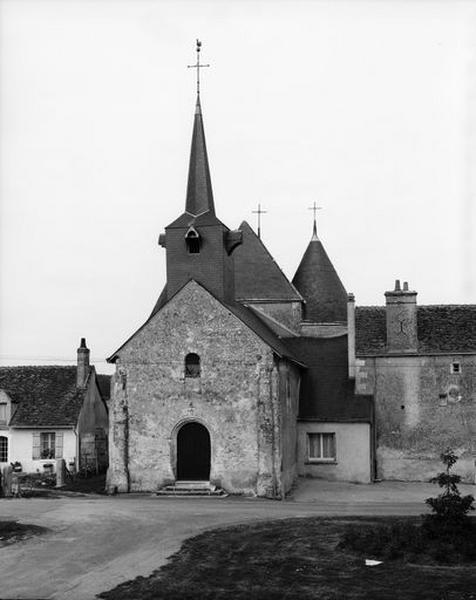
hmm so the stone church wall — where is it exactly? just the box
[356,354,476,482]
[107,281,294,497]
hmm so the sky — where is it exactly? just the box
[1,0,475,374]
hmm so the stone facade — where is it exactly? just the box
[355,353,476,482]
[107,281,299,497]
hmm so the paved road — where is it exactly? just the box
[0,480,474,600]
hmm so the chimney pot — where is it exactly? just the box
[394,279,401,291]
[403,281,409,291]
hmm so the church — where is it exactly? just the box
[106,48,476,497]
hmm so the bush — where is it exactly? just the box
[424,449,475,537]
[339,450,476,564]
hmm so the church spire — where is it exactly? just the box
[185,41,214,216]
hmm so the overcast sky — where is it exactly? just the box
[1,0,475,374]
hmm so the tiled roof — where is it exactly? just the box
[0,366,88,427]
[233,221,303,302]
[286,336,373,422]
[355,305,476,354]
[292,236,347,323]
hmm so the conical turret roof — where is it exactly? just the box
[185,95,215,216]
[292,227,347,323]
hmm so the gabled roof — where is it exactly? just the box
[185,95,215,217]
[0,366,89,427]
[224,300,304,366]
[233,221,303,302]
[355,305,476,355]
[109,279,304,366]
[292,229,347,323]
[150,284,168,319]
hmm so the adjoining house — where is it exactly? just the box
[0,339,110,475]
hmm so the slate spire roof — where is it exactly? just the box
[185,95,215,216]
[292,223,347,323]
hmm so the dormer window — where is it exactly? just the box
[185,353,201,378]
[185,226,200,254]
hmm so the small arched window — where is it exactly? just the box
[185,227,200,254]
[185,353,201,378]
[0,436,8,463]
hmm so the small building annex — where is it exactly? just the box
[0,339,110,475]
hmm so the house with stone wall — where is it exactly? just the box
[0,339,110,475]
[353,284,476,482]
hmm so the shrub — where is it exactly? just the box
[424,449,474,538]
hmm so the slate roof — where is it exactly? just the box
[285,336,373,422]
[292,233,347,323]
[96,374,112,401]
[356,305,476,354]
[233,221,303,302]
[0,366,89,427]
[185,95,215,217]
[224,301,304,366]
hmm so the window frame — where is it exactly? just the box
[307,432,337,463]
[40,432,56,460]
[0,403,7,424]
[0,436,8,463]
[184,353,201,379]
[451,362,461,374]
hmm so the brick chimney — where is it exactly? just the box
[385,280,418,353]
[77,337,90,388]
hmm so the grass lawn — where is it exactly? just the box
[98,517,476,600]
[0,520,48,545]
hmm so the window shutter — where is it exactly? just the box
[32,432,41,459]
[55,432,63,459]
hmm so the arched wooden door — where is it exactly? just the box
[176,422,211,481]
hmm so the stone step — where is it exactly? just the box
[174,480,213,490]
[156,482,228,497]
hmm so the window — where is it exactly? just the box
[0,403,6,424]
[451,362,461,374]
[0,437,7,462]
[40,432,56,459]
[185,353,201,378]
[185,227,200,254]
[308,433,336,462]
[32,432,63,460]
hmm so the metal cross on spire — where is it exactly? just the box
[252,203,267,239]
[187,39,210,96]
[308,201,322,240]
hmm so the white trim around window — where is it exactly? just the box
[307,432,337,463]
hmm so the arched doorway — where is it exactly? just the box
[176,422,211,481]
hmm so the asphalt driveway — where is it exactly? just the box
[0,480,474,600]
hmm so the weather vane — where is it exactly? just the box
[308,202,322,238]
[187,39,210,95]
[252,203,268,239]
